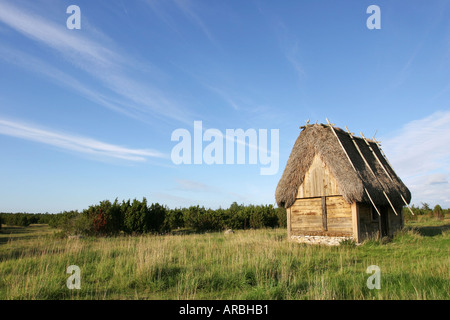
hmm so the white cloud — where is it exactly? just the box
[381,110,450,207]
[173,0,217,46]
[425,173,448,185]
[0,46,141,120]
[0,118,165,162]
[176,179,216,192]
[285,40,305,80]
[0,1,117,68]
[0,1,191,125]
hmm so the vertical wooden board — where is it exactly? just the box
[287,207,291,238]
[388,207,403,235]
[351,202,360,243]
[296,155,340,198]
[322,196,327,231]
[297,184,304,198]
[324,196,352,233]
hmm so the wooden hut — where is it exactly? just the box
[275,121,412,243]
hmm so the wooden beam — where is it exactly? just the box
[378,209,383,240]
[345,126,375,177]
[345,126,398,216]
[360,132,393,182]
[299,119,310,129]
[401,194,415,216]
[322,196,328,231]
[287,207,292,239]
[383,191,398,216]
[351,202,360,243]
[325,118,381,216]
[326,118,357,171]
[372,138,396,174]
[364,188,381,216]
[360,132,414,216]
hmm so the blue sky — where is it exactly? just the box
[0,0,449,213]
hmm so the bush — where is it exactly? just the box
[4,198,301,236]
[224,204,279,230]
[164,208,185,230]
[249,205,278,229]
[146,203,167,233]
[5,213,31,227]
[84,199,123,236]
[123,198,150,234]
[433,205,444,220]
[183,206,225,232]
[49,210,89,235]
[276,207,287,228]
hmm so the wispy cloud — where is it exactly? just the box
[284,40,305,80]
[381,110,450,206]
[203,84,241,111]
[169,178,249,208]
[258,10,306,82]
[0,1,191,125]
[0,46,140,120]
[146,0,218,48]
[173,0,217,46]
[176,179,218,192]
[146,0,183,36]
[0,1,118,68]
[0,118,165,162]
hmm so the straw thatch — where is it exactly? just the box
[275,124,411,209]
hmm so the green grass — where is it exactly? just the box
[0,219,448,300]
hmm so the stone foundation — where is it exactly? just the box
[291,235,353,246]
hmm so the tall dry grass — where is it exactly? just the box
[0,221,448,300]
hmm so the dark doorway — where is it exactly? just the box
[379,206,389,238]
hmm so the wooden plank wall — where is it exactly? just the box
[326,196,353,235]
[290,196,353,237]
[354,203,378,240]
[358,203,403,240]
[388,207,403,234]
[297,155,340,198]
[290,197,323,233]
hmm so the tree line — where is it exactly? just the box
[1,199,287,236]
[0,212,54,228]
[1,200,447,235]
[402,202,449,221]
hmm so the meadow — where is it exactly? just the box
[0,218,448,300]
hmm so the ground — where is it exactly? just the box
[0,218,448,299]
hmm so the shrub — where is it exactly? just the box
[183,206,224,232]
[146,203,167,233]
[49,211,92,236]
[276,207,287,228]
[4,213,31,227]
[224,203,246,230]
[10,198,311,236]
[123,198,150,234]
[83,199,123,236]
[164,208,185,230]
[433,205,444,220]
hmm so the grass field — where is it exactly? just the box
[0,219,449,300]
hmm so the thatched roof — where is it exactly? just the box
[275,124,411,209]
